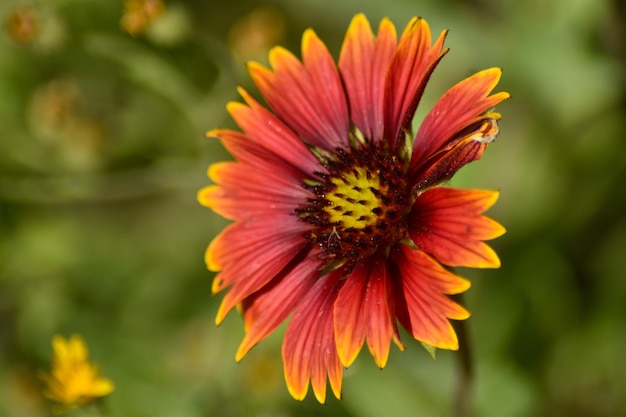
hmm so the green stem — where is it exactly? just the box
[452,293,474,417]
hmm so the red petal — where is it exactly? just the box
[282,272,344,403]
[208,129,306,180]
[383,17,448,149]
[227,88,321,175]
[409,116,501,188]
[248,31,349,151]
[338,14,397,141]
[207,215,309,324]
[301,29,350,145]
[236,250,321,361]
[409,68,509,182]
[409,187,505,268]
[334,257,403,368]
[197,162,311,221]
[391,246,470,350]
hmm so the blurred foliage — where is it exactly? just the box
[1,0,625,416]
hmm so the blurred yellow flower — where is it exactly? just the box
[4,6,40,44]
[41,334,114,414]
[121,0,165,36]
[228,6,285,62]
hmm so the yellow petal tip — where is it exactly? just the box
[205,129,220,138]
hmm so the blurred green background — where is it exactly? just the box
[1,0,625,416]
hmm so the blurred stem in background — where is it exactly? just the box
[452,293,474,417]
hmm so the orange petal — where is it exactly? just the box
[332,263,369,368]
[207,215,309,324]
[207,128,309,181]
[411,68,509,169]
[392,246,470,350]
[248,35,349,151]
[409,116,501,188]
[236,251,321,361]
[333,258,402,368]
[197,162,311,221]
[227,88,321,175]
[410,187,505,268]
[301,29,350,145]
[282,272,344,403]
[338,14,397,141]
[383,17,448,148]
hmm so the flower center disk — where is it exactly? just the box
[297,144,410,266]
[326,166,383,229]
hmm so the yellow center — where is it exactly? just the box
[324,167,385,230]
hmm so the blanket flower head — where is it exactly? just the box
[199,13,508,403]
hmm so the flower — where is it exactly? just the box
[228,6,285,62]
[198,13,508,403]
[121,0,165,36]
[41,334,114,413]
[4,6,40,44]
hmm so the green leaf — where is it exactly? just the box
[421,342,437,359]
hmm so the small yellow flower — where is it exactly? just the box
[121,0,165,36]
[4,6,40,44]
[41,334,114,414]
[228,7,285,62]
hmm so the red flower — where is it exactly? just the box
[199,13,508,403]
